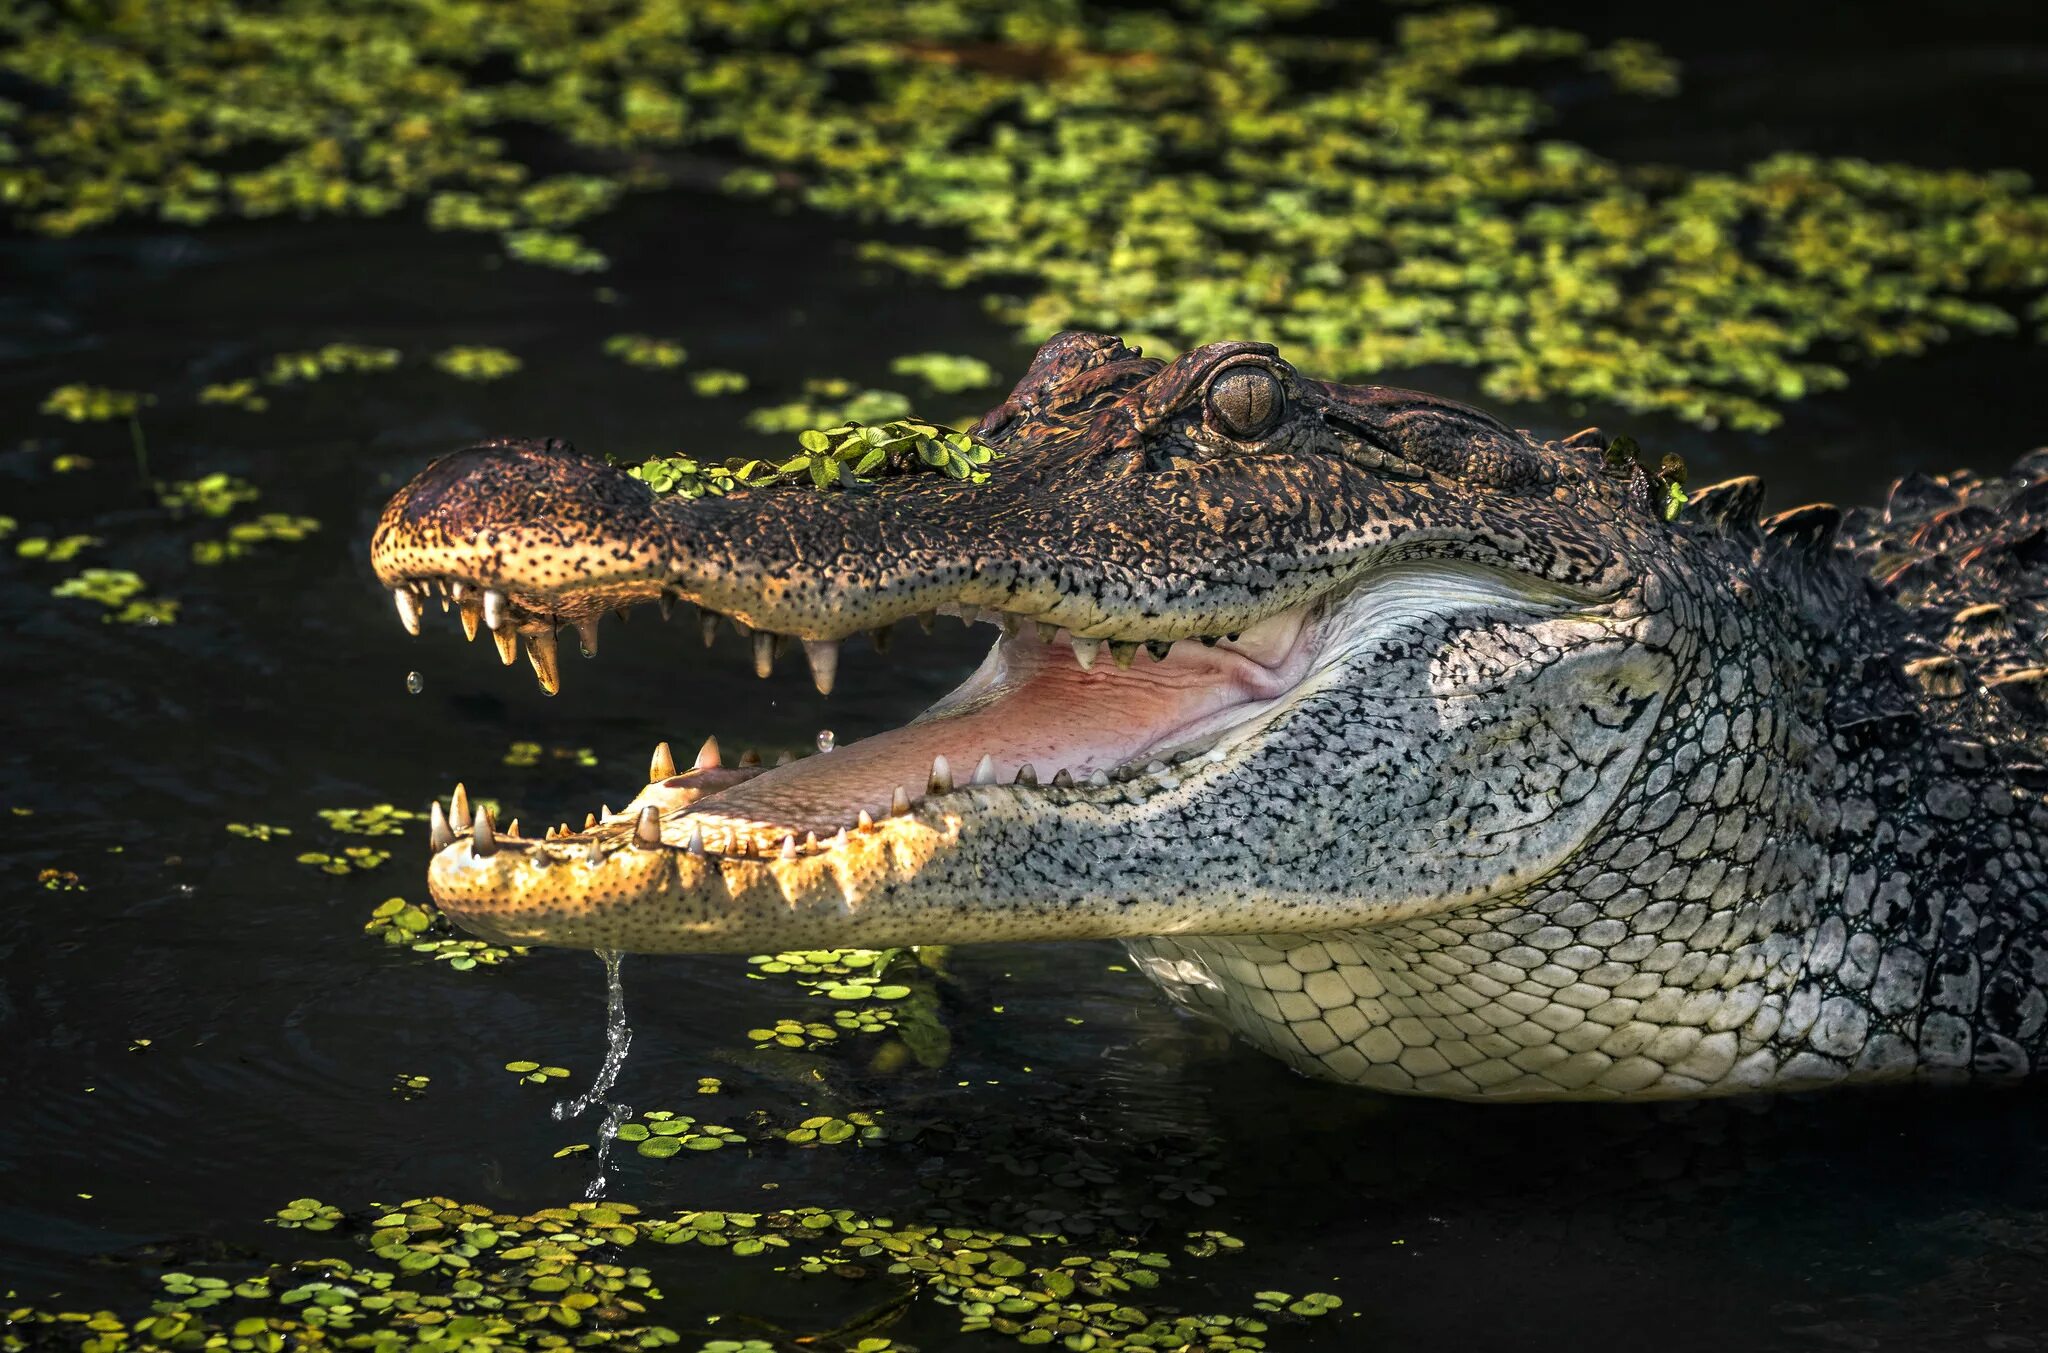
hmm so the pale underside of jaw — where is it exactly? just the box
[415,595,1324,866]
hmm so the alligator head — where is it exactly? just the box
[375,330,1919,1098]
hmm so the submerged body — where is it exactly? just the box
[371,332,2048,1099]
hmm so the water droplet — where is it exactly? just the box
[816,729,836,753]
[405,671,425,695]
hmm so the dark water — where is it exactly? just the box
[5,5,2048,1349]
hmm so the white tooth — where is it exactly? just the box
[394,588,422,636]
[1088,770,1110,787]
[891,786,911,816]
[483,589,509,631]
[928,755,953,795]
[1146,760,1168,776]
[429,801,453,850]
[635,805,661,848]
[694,736,721,770]
[805,831,818,851]
[1072,637,1100,671]
[686,822,704,855]
[780,835,797,860]
[753,631,775,678]
[451,581,468,602]
[857,810,874,830]
[803,639,839,696]
[972,754,997,785]
[830,827,847,848]
[575,615,601,658]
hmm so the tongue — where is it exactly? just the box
[682,627,1298,836]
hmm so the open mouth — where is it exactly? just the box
[389,578,1322,864]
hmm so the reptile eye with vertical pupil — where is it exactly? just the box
[1206,366,1283,440]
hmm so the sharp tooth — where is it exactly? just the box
[857,809,874,830]
[650,741,678,782]
[774,750,795,767]
[830,827,846,849]
[1051,769,1075,787]
[1110,641,1139,668]
[451,581,468,602]
[753,631,775,678]
[891,785,911,816]
[1037,621,1059,643]
[472,805,497,857]
[686,822,704,854]
[1072,638,1100,671]
[394,588,422,636]
[805,831,818,851]
[576,616,601,658]
[525,629,561,695]
[780,835,797,860]
[694,736,721,770]
[1146,760,1168,775]
[601,803,612,820]
[450,784,472,832]
[583,812,597,829]
[459,595,481,641]
[1088,770,1110,786]
[973,754,997,785]
[1146,639,1172,661]
[483,589,509,631]
[587,838,603,865]
[635,805,661,848]
[492,625,519,666]
[803,639,840,695]
[701,612,720,648]
[738,749,762,767]
[658,594,675,621]
[870,624,893,653]
[429,801,453,850]
[1014,763,1038,786]
[506,818,521,838]
[928,755,953,795]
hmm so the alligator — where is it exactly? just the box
[370,330,2048,1100]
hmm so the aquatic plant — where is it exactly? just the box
[6,1,2047,429]
[630,418,995,498]
[605,334,690,370]
[365,896,526,971]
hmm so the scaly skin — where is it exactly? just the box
[370,331,2048,1099]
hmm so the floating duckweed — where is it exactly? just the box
[780,1113,883,1146]
[744,384,913,435]
[270,1198,343,1232]
[365,896,524,970]
[604,334,689,369]
[198,379,270,412]
[616,1111,747,1155]
[890,352,998,393]
[1183,1231,1246,1259]
[502,741,598,769]
[264,344,401,385]
[51,568,179,624]
[688,369,749,397]
[38,868,85,892]
[158,473,260,518]
[19,534,103,561]
[505,1061,572,1085]
[192,513,322,565]
[433,346,524,381]
[629,417,995,498]
[318,804,421,836]
[504,230,608,273]
[696,1077,722,1094]
[225,822,293,841]
[747,950,886,977]
[392,1073,431,1099]
[747,1018,839,1050]
[297,846,390,876]
[40,385,151,422]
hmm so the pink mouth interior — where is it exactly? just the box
[683,607,1317,834]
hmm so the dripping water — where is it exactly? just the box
[552,949,632,1198]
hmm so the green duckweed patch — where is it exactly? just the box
[434,346,524,382]
[296,846,390,876]
[605,334,689,370]
[50,569,179,625]
[39,385,152,423]
[503,742,599,769]
[506,1061,573,1086]
[628,418,994,498]
[5,1195,1306,1353]
[688,370,749,397]
[890,352,999,395]
[365,896,526,971]
[392,1073,431,1100]
[225,822,294,841]
[19,534,102,562]
[318,804,421,837]
[7,1,2048,431]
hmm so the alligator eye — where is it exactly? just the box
[1207,366,1283,440]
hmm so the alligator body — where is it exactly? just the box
[370,332,2048,1099]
